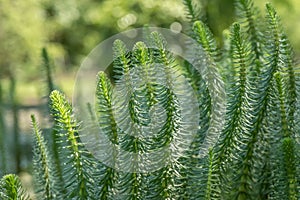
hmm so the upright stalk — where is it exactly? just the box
[9,72,21,173]
[0,79,6,174]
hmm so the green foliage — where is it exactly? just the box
[41,48,64,193]
[94,71,118,199]
[207,2,299,199]
[42,48,55,95]
[182,0,201,23]
[0,174,30,200]
[234,0,261,58]
[1,0,300,199]
[31,115,61,199]
[192,21,220,61]
[49,90,96,199]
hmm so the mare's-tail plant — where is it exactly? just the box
[31,115,61,199]
[41,48,66,195]
[0,0,299,199]
[0,174,30,200]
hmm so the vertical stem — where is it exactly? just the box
[9,73,21,173]
[0,79,7,174]
[42,48,54,94]
[42,49,66,193]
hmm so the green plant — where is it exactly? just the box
[1,0,299,199]
[0,174,30,200]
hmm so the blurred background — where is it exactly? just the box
[0,0,299,192]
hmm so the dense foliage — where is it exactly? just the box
[1,0,300,199]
